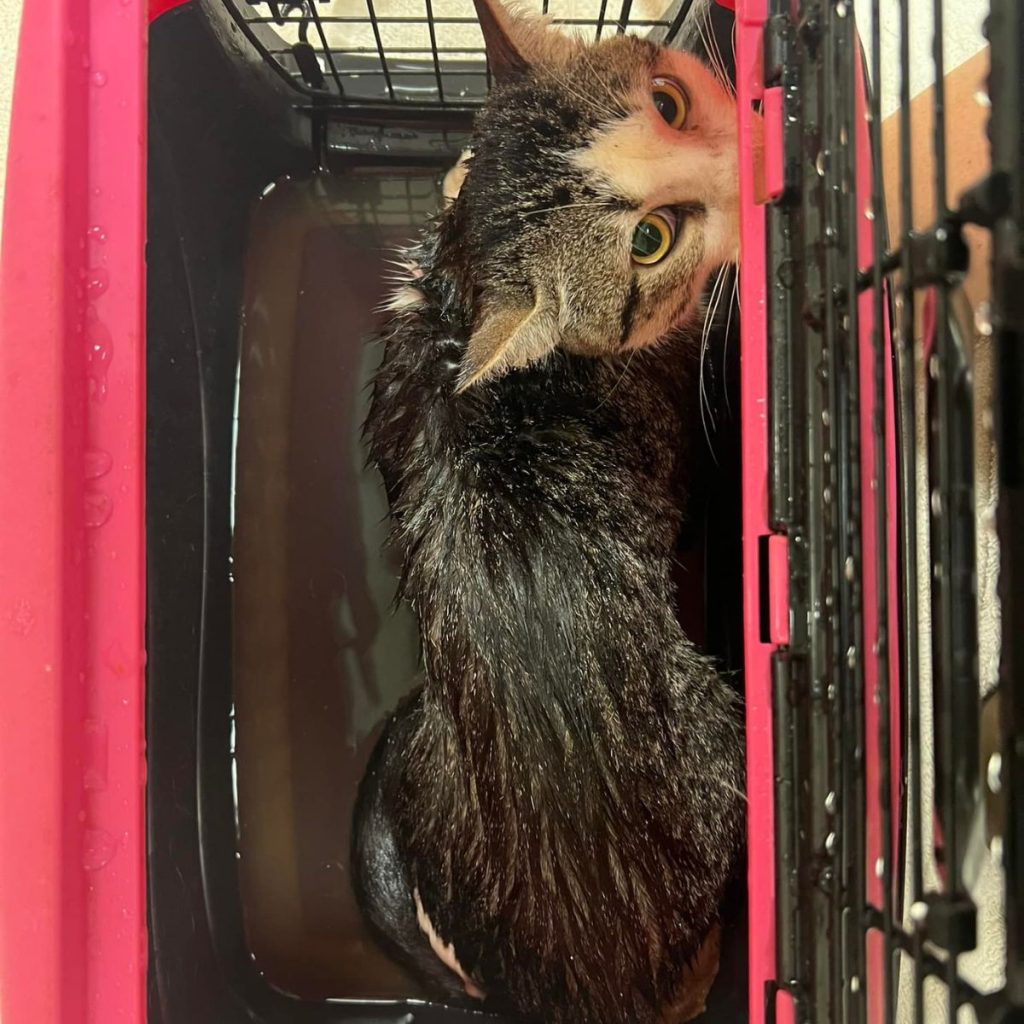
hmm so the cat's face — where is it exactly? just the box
[447,0,738,387]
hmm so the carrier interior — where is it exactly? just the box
[145,2,747,1020]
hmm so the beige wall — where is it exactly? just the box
[0,0,23,251]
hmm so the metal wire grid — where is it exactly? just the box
[222,0,696,109]
[764,0,1020,1021]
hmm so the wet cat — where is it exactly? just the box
[352,3,745,1021]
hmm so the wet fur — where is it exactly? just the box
[353,9,745,1023]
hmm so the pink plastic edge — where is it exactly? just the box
[734,3,776,1023]
[0,1,147,1023]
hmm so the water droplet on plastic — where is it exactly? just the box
[815,151,827,177]
[846,645,857,668]
[91,71,108,87]
[85,491,113,528]
[929,353,940,380]
[974,89,991,108]
[839,126,848,145]
[836,1,848,16]
[87,321,113,402]
[85,448,113,479]
[87,268,109,298]
[930,489,942,517]
[909,900,929,925]
[864,202,875,221]
[823,486,832,504]
[825,831,837,854]
[825,791,837,814]
[821,409,831,426]
[850,976,861,993]
[874,857,885,879]
[83,828,118,870]
[87,225,107,244]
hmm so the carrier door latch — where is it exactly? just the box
[760,533,790,647]
[760,14,799,204]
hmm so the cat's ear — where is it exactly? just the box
[471,0,578,81]
[458,296,558,389]
[472,0,530,80]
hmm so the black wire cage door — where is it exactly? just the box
[752,0,1024,1021]
[220,0,710,111]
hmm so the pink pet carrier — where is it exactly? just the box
[0,0,1019,1022]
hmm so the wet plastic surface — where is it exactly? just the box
[232,173,431,999]
[0,1,148,1023]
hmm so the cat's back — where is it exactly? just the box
[367,286,693,540]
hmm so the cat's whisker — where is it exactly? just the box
[547,66,614,120]
[697,4,734,98]
[707,34,731,97]
[722,270,738,419]
[699,264,728,462]
[714,34,735,98]
[571,46,635,119]
[592,347,638,412]
[693,17,719,87]
[701,3,731,94]
[522,201,620,218]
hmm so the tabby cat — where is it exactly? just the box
[352,3,745,1021]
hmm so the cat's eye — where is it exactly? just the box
[626,206,675,264]
[652,77,689,130]
[631,208,677,265]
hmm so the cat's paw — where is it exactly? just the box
[442,148,473,206]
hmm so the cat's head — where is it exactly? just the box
[447,0,739,388]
